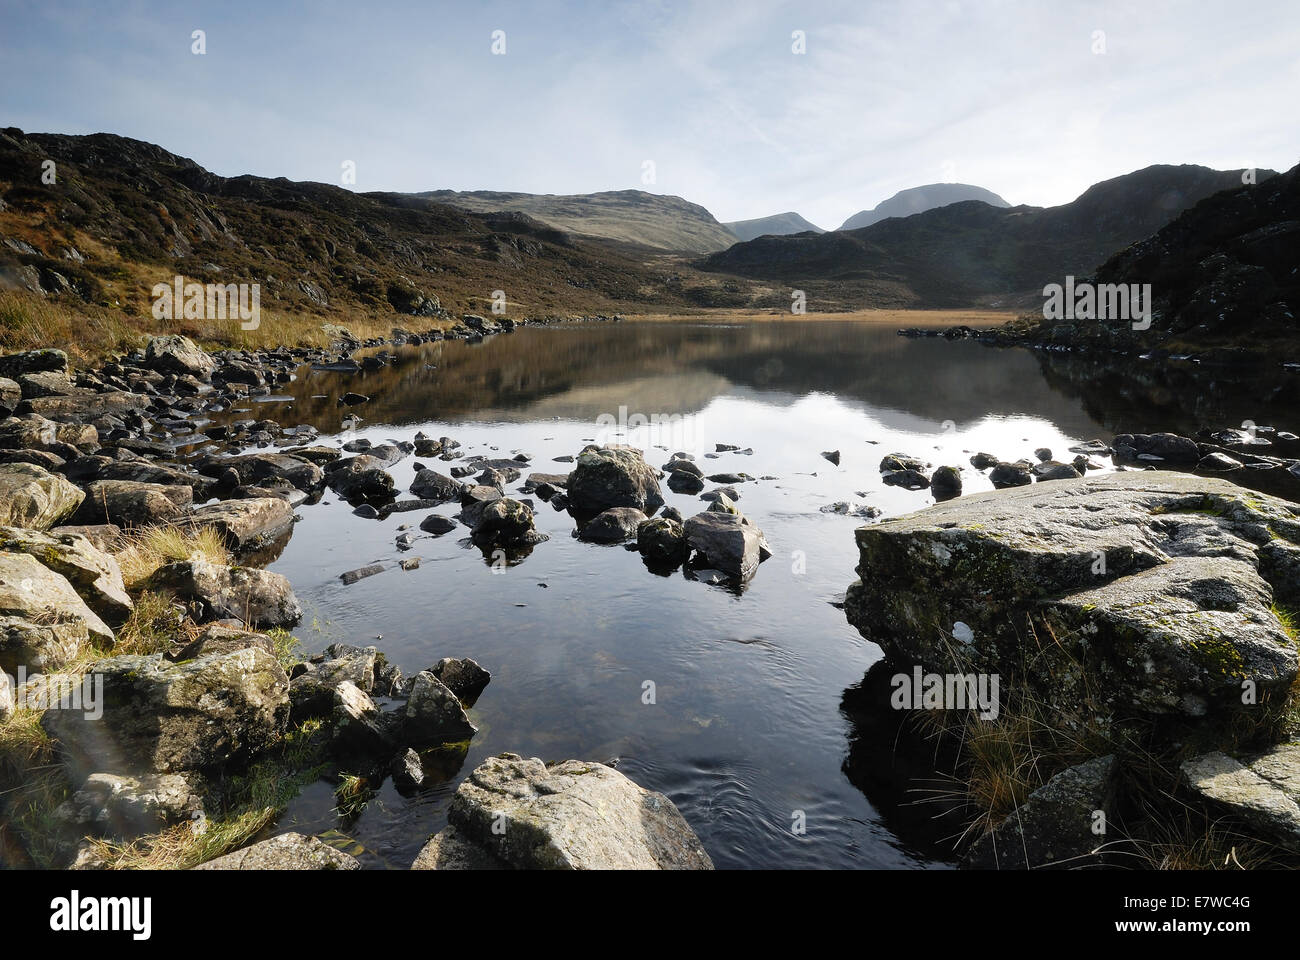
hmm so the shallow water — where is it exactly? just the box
[228,319,1298,869]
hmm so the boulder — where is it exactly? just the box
[189,497,295,552]
[418,753,713,869]
[930,465,962,501]
[145,558,302,628]
[0,552,113,669]
[566,446,664,514]
[404,671,477,744]
[962,756,1117,869]
[57,771,204,841]
[578,506,647,543]
[1180,744,1300,851]
[470,497,546,549]
[43,648,290,774]
[145,335,216,380]
[683,511,772,582]
[201,452,323,493]
[844,473,1300,723]
[988,461,1032,488]
[0,462,84,529]
[409,469,462,503]
[72,479,191,528]
[168,624,276,663]
[430,657,491,705]
[0,348,68,379]
[637,516,688,563]
[0,525,132,625]
[194,832,360,870]
[1112,432,1200,465]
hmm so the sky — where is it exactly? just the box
[2,0,1297,229]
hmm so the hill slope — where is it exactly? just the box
[0,128,738,343]
[724,212,825,242]
[418,189,737,254]
[839,183,1010,230]
[700,165,1273,308]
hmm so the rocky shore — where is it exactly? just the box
[0,318,772,869]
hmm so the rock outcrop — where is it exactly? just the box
[412,753,713,869]
[845,473,1300,723]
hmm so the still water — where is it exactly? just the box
[239,319,1299,869]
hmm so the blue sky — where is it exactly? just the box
[2,0,1297,228]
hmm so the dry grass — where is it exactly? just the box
[0,287,454,368]
[110,523,231,591]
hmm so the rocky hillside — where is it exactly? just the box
[1089,163,1300,345]
[418,188,737,254]
[700,165,1273,308]
[839,182,1010,230]
[724,211,825,242]
[0,129,730,335]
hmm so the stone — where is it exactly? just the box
[566,446,664,514]
[194,832,360,870]
[43,648,290,775]
[409,469,462,503]
[189,497,295,552]
[145,558,302,628]
[470,497,546,548]
[424,753,713,869]
[963,756,1118,869]
[145,335,216,379]
[72,479,191,527]
[988,461,1033,488]
[1180,746,1300,851]
[930,465,962,501]
[578,506,647,543]
[169,624,275,663]
[430,657,491,705]
[418,514,458,536]
[683,511,771,582]
[0,462,84,529]
[403,671,477,744]
[844,473,1300,723]
[58,771,203,840]
[0,552,113,668]
[637,516,688,564]
[0,525,132,625]
[330,680,393,754]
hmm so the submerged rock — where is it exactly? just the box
[578,506,647,543]
[637,516,688,564]
[683,511,771,582]
[413,753,713,870]
[469,497,546,548]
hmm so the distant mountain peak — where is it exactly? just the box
[724,212,825,242]
[839,183,1010,231]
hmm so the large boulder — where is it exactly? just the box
[0,525,132,625]
[0,414,97,453]
[200,452,324,493]
[0,552,113,671]
[469,497,546,549]
[845,473,1300,723]
[43,647,290,775]
[1180,743,1300,851]
[189,498,295,552]
[71,479,191,528]
[57,771,204,841]
[194,832,360,870]
[403,670,477,744]
[409,469,463,503]
[0,348,68,379]
[144,335,216,380]
[0,462,84,529]
[145,557,302,628]
[414,753,713,869]
[683,511,772,581]
[566,446,664,514]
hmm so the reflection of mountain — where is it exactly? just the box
[243,323,1113,438]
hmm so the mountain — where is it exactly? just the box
[699,165,1275,308]
[417,189,736,254]
[724,212,825,242]
[1086,163,1299,346]
[0,129,751,334]
[839,183,1010,230]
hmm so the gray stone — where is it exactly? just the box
[194,832,360,870]
[0,462,84,529]
[567,445,664,514]
[145,557,301,628]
